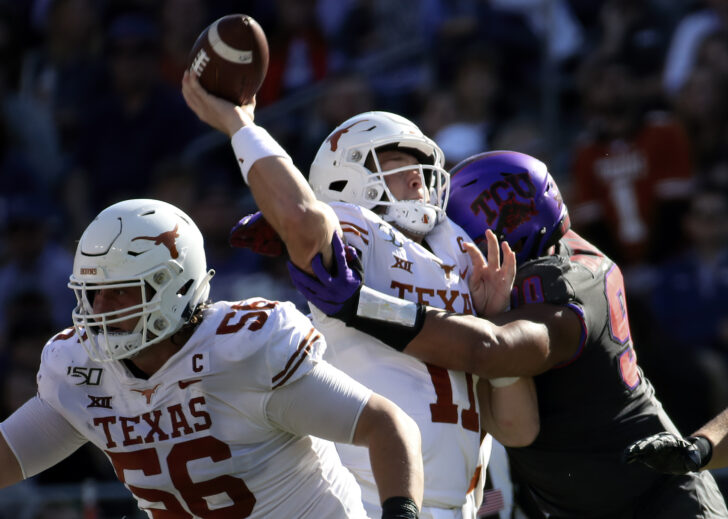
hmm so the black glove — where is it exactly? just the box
[623,432,712,474]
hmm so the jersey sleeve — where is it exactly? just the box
[513,258,578,308]
[513,257,595,360]
[36,330,81,410]
[0,396,87,479]
[330,202,377,256]
[265,362,372,443]
[259,300,328,390]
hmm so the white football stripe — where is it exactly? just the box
[208,20,253,64]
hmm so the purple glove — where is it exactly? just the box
[287,233,363,323]
[229,211,285,257]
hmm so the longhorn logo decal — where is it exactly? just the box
[326,120,370,152]
[132,224,180,258]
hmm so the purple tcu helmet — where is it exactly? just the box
[448,151,570,264]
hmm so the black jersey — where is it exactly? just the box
[506,230,727,518]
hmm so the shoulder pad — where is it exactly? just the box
[513,256,576,307]
[206,299,325,390]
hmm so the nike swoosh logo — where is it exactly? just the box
[178,378,202,389]
[460,266,469,278]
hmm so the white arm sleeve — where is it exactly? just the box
[265,361,372,444]
[0,396,87,479]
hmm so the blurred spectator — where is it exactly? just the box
[672,64,728,175]
[590,0,675,111]
[417,89,457,141]
[297,70,375,169]
[0,197,74,338]
[569,57,693,275]
[646,188,728,434]
[188,183,264,303]
[1,2,68,197]
[19,0,106,150]
[663,0,728,98]
[1,304,55,415]
[331,0,440,114]
[158,0,208,86]
[257,0,329,107]
[490,0,584,65]
[491,115,548,162]
[694,26,728,80]
[147,156,199,215]
[432,46,504,168]
[431,1,540,90]
[69,11,204,226]
[435,123,484,170]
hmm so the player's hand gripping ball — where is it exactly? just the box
[187,14,269,105]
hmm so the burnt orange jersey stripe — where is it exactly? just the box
[341,226,369,245]
[272,343,313,389]
[339,221,369,235]
[271,328,321,384]
[467,465,482,494]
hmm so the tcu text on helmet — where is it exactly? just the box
[470,172,538,225]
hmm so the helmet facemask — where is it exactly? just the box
[366,146,450,236]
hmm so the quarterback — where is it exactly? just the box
[182,70,539,519]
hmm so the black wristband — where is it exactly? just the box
[689,436,713,468]
[349,303,427,352]
[331,286,362,326]
[381,496,419,519]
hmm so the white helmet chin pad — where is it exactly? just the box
[309,111,450,236]
[383,197,441,236]
[68,199,215,362]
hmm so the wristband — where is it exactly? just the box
[489,377,520,388]
[381,496,419,519]
[688,436,713,468]
[357,286,419,326]
[231,125,291,184]
[344,286,426,352]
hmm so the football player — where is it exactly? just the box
[290,151,728,518]
[0,199,424,519]
[181,71,539,519]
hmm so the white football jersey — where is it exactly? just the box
[311,202,484,516]
[33,299,369,519]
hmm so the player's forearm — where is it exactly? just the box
[404,308,551,379]
[477,378,539,447]
[693,407,728,471]
[353,394,424,508]
[246,155,337,271]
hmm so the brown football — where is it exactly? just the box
[187,14,269,105]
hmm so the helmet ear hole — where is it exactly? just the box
[329,180,347,193]
[177,279,194,296]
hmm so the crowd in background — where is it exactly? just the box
[1,0,728,517]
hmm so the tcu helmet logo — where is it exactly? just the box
[470,172,538,233]
[132,224,180,258]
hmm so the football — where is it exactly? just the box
[187,14,269,105]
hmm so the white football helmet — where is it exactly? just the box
[309,111,449,236]
[68,199,214,362]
